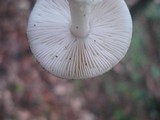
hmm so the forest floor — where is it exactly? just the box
[0,0,160,120]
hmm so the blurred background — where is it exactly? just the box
[0,0,160,120]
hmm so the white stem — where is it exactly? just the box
[68,0,102,38]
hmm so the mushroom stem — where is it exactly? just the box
[68,0,101,38]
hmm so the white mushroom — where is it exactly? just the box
[27,0,132,79]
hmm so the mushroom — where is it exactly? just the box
[27,0,132,79]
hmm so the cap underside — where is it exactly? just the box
[27,0,132,79]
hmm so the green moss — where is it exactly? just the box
[114,108,132,120]
[151,64,160,80]
[128,20,148,67]
[145,3,160,21]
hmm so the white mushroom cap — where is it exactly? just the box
[27,0,132,79]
